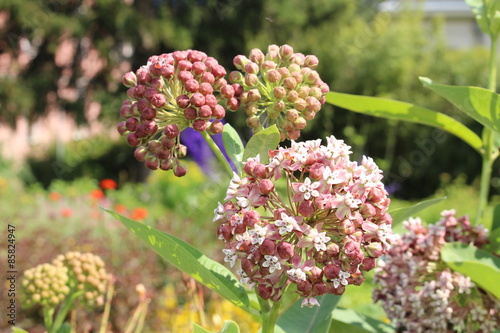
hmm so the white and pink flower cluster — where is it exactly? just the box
[373,210,499,332]
[118,50,242,175]
[214,136,392,306]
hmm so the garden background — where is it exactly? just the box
[1,0,498,331]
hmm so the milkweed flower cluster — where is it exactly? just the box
[53,251,109,307]
[118,50,241,175]
[229,44,329,141]
[21,252,110,309]
[214,136,392,306]
[21,263,70,308]
[373,210,499,333]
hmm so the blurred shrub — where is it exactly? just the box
[2,0,495,198]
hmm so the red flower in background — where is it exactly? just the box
[91,189,105,201]
[100,178,117,190]
[49,192,62,201]
[130,207,148,221]
[114,204,127,214]
[60,207,73,218]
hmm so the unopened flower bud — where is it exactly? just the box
[267,70,281,83]
[227,97,240,111]
[122,71,137,87]
[176,144,187,157]
[279,44,294,60]
[260,238,276,255]
[134,147,148,162]
[257,284,272,300]
[174,163,187,177]
[127,133,140,147]
[249,48,265,64]
[208,121,223,135]
[277,242,294,260]
[244,74,259,87]
[247,89,261,103]
[212,105,226,119]
[117,121,128,135]
[273,86,286,99]
[229,71,244,84]
[233,55,250,70]
[190,93,205,107]
[193,119,208,132]
[259,179,274,194]
[324,264,340,279]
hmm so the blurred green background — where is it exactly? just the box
[1,0,499,331]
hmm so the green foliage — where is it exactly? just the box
[275,294,342,333]
[325,92,483,153]
[466,0,500,38]
[242,125,281,164]
[222,124,245,175]
[441,242,500,300]
[330,308,394,333]
[103,208,256,315]
[420,77,500,134]
[389,197,446,227]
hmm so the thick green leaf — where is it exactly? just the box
[441,242,500,299]
[465,0,491,34]
[12,328,30,333]
[465,0,500,37]
[488,227,500,254]
[389,197,446,225]
[330,308,394,333]
[222,124,244,175]
[242,125,280,164]
[420,77,500,134]
[275,294,342,333]
[325,92,483,153]
[103,208,253,313]
[492,203,500,233]
[193,320,240,333]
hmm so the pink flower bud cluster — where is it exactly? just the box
[229,44,329,141]
[214,136,392,306]
[118,50,241,175]
[373,210,498,332]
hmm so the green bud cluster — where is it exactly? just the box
[53,251,109,307]
[21,263,70,308]
[230,44,329,141]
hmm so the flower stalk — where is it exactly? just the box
[477,31,499,224]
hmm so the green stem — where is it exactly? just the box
[52,291,84,332]
[257,293,283,333]
[477,34,499,224]
[99,280,115,333]
[200,130,234,178]
[487,34,498,92]
[43,307,54,332]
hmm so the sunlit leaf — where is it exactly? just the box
[103,208,255,314]
[330,308,394,333]
[420,77,500,134]
[222,124,245,175]
[389,197,446,225]
[441,242,500,299]
[243,125,281,164]
[12,328,30,333]
[325,92,482,153]
[275,294,342,333]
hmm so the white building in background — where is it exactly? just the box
[379,0,493,49]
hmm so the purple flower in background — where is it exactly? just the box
[180,125,236,174]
